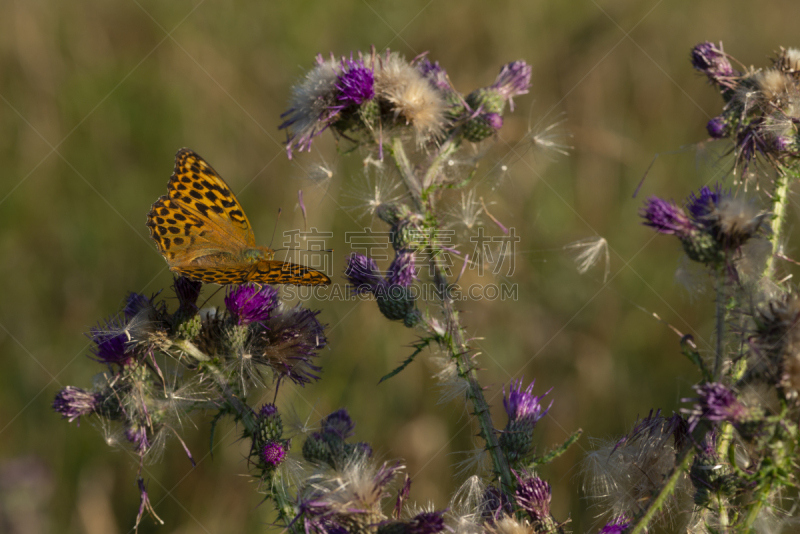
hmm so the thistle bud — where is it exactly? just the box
[691,41,735,86]
[257,403,284,443]
[514,470,555,530]
[53,386,102,424]
[499,379,552,464]
[465,88,505,117]
[391,218,424,251]
[463,112,504,143]
[706,115,730,139]
[377,286,420,326]
[322,408,355,439]
[302,431,333,466]
[376,203,408,226]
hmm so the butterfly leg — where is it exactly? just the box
[244,265,264,291]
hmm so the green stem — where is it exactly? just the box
[741,480,772,532]
[389,136,422,207]
[714,265,726,381]
[389,136,514,499]
[205,363,258,436]
[628,446,695,534]
[422,137,460,192]
[764,169,792,278]
[270,471,298,529]
[171,338,211,362]
[718,494,729,533]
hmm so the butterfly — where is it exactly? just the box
[146,148,331,286]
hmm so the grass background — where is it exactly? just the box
[1,1,799,532]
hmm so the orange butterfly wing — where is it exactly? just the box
[147,149,331,286]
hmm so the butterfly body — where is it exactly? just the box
[147,149,331,286]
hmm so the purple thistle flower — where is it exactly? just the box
[88,317,133,368]
[416,57,450,91]
[491,60,532,111]
[259,403,279,418]
[503,378,552,424]
[293,493,337,534]
[598,514,631,534]
[259,304,327,386]
[706,116,728,139]
[691,41,735,83]
[344,253,385,294]
[261,441,287,467]
[640,197,695,238]
[373,461,405,493]
[514,470,551,521]
[125,425,151,454]
[387,251,416,288]
[683,382,748,431]
[394,474,412,519]
[225,284,279,326]
[322,408,355,439]
[53,386,101,424]
[407,511,448,534]
[174,276,202,313]
[686,185,723,223]
[124,292,153,319]
[335,58,375,106]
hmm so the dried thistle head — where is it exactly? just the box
[375,52,447,144]
[751,292,800,398]
[581,411,691,524]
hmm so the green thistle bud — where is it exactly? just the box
[174,314,202,340]
[465,88,505,115]
[225,324,249,353]
[302,432,333,466]
[254,405,284,448]
[391,219,424,251]
[403,309,422,328]
[359,98,380,127]
[680,231,722,264]
[499,417,534,463]
[377,287,417,323]
[377,203,408,226]
[444,92,466,122]
[462,114,501,143]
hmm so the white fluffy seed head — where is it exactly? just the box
[375,53,447,144]
[283,57,341,150]
[485,516,536,534]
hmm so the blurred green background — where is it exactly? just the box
[1,1,798,532]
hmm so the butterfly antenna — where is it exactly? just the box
[198,286,224,310]
[268,208,282,250]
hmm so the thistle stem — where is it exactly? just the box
[628,446,696,534]
[741,480,772,532]
[713,265,726,381]
[422,137,460,192]
[388,136,515,498]
[764,168,792,278]
[205,363,258,435]
[270,471,298,529]
[390,136,422,206]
